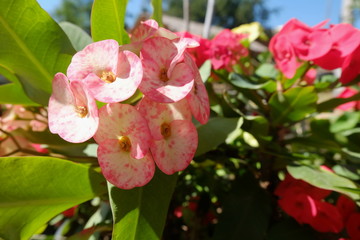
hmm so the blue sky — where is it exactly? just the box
[37,0,351,29]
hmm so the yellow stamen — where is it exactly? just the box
[100,71,116,83]
[159,68,169,82]
[161,123,171,138]
[118,136,131,152]
[75,106,88,118]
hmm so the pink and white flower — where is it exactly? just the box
[94,103,155,189]
[139,37,194,103]
[137,97,197,175]
[48,73,99,143]
[67,39,143,103]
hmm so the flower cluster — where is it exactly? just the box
[48,20,210,189]
[275,174,360,238]
[177,29,248,71]
[270,18,360,84]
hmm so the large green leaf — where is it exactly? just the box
[213,173,272,240]
[0,66,38,105]
[91,0,130,44]
[151,0,163,26]
[195,117,240,156]
[109,169,177,240]
[0,156,106,240]
[269,86,317,125]
[59,21,92,51]
[287,165,359,200]
[0,0,75,105]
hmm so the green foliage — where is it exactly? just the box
[287,165,359,200]
[269,86,318,125]
[0,0,75,105]
[59,21,93,51]
[151,0,163,26]
[195,117,240,156]
[213,173,271,240]
[91,0,130,44]
[109,169,177,240]
[0,66,38,105]
[53,0,93,33]
[0,156,106,240]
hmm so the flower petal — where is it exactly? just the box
[94,103,151,159]
[67,39,119,81]
[150,120,198,174]
[48,73,98,143]
[97,139,155,189]
[137,97,192,140]
[84,50,143,103]
[184,53,210,124]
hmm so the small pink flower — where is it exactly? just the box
[137,97,197,174]
[94,103,155,189]
[48,73,98,143]
[209,29,248,71]
[67,39,143,103]
[184,53,210,124]
[176,31,212,67]
[139,37,194,103]
[269,33,300,79]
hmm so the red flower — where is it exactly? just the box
[346,212,360,239]
[309,200,344,233]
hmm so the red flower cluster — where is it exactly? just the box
[177,29,248,71]
[275,174,359,238]
[337,87,360,111]
[270,18,360,84]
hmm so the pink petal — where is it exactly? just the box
[150,120,198,175]
[94,103,151,159]
[84,50,143,103]
[140,37,194,102]
[67,39,119,81]
[184,53,210,124]
[48,73,98,143]
[97,139,155,189]
[137,96,192,140]
[130,19,159,42]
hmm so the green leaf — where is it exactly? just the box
[59,21,92,51]
[229,73,275,90]
[91,0,130,45]
[199,60,211,83]
[317,92,360,112]
[287,165,359,200]
[255,63,278,79]
[0,156,106,240]
[195,117,240,156]
[0,0,75,105]
[109,169,177,240]
[0,66,38,105]
[213,173,271,240]
[283,62,310,89]
[151,0,163,26]
[330,112,360,133]
[314,74,338,90]
[269,86,317,125]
